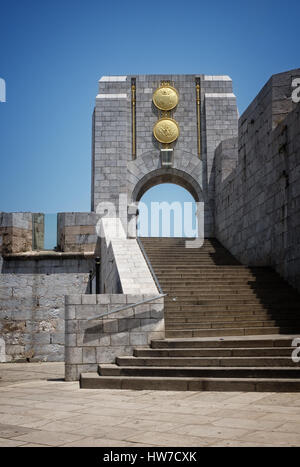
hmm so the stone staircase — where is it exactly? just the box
[80,237,300,391]
[142,237,300,338]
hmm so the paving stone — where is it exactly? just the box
[0,437,28,447]
[173,423,252,440]
[1,363,300,447]
[13,430,85,446]
[125,431,218,447]
[211,417,282,431]
[241,430,300,447]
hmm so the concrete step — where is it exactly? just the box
[80,374,300,391]
[116,356,297,367]
[155,270,280,276]
[151,336,296,348]
[165,303,300,311]
[155,265,241,268]
[98,364,300,378]
[134,347,294,357]
[166,313,300,322]
[165,326,300,338]
[163,284,293,291]
[165,311,300,321]
[163,291,297,298]
[159,279,286,285]
[147,258,238,261]
[164,297,300,305]
[165,319,300,330]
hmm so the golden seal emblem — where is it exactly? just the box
[153,118,180,144]
[153,85,179,111]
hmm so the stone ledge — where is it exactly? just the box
[3,251,95,260]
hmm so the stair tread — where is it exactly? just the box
[154,334,298,342]
[139,346,295,357]
[81,373,300,382]
[119,355,295,360]
[100,364,300,370]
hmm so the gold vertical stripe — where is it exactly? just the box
[131,81,136,159]
[196,81,201,159]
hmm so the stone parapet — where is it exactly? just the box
[57,212,99,252]
[0,212,44,254]
[64,293,165,381]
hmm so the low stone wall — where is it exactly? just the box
[65,293,164,381]
[0,253,94,362]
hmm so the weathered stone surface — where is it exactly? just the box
[57,212,99,252]
[0,256,93,362]
[215,69,300,292]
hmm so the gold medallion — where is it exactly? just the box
[153,118,180,144]
[153,84,179,111]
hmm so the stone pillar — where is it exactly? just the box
[0,212,34,254]
[57,212,98,252]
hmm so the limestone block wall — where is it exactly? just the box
[65,293,164,381]
[57,212,98,252]
[0,254,93,362]
[92,76,130,212]
[215,69,300,292]
[203,88,238,235]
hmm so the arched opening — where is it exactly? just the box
[132,168,203,203]
[137,183,198,238]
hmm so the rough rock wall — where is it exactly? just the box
[0,255,93,361]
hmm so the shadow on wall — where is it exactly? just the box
[208,239,240,265]
[83,309,151,344]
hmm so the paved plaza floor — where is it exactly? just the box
[1,362,300,447]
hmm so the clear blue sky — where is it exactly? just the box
[138,184,197,238]
[0,0,299,215]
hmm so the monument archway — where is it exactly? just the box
[126,150,205,238]
[92,75,239,238]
